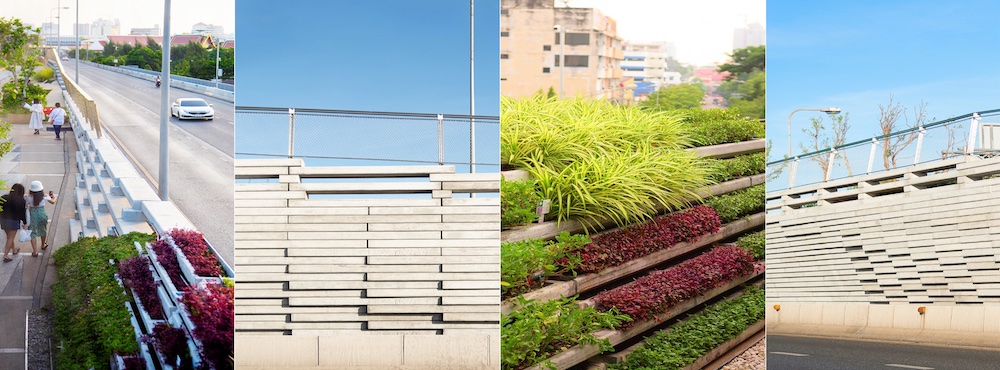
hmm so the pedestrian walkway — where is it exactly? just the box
[0,88,75,368]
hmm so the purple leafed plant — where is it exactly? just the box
[573,205,721,272]
[150,238,187,289]
[595,245,755,328]
[182,283,234,370]
[118,256,164,319]
[169,229,224,277]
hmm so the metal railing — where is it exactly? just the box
[119,65,235,92]
[235,107,501,172]
[767,109,1000,193]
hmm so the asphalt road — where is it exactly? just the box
[61,62,234,266]
[767,335,1000,370]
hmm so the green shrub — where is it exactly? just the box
[33,67,55,82]
[736,231,765,260]
[503,296,630,370]
[705,184,765,223]
[501,232,588,298]
[52,232,153,369]
[610,287,765,370]
[1,80,49,113]
[708,152,766,183]
[501,178,542,227]
[680,108,764,146]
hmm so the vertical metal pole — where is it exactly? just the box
[913,126,925,165]
[57,0,61,59]
[438,114,444,165]
[470,0,476,174]
[158,0,171,201]
[215,43,220,89]
[966,113,981,155]
[288,108,295,158]
[825,149,837,181]
[75,0,79,83]
[788,157,799,189]
[867,138,877,174]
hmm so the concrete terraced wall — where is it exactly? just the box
[234,158,500,369]
[766,156,1000,347]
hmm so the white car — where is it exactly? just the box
[171,98,215,120]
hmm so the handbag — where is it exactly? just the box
[17,229,30,243]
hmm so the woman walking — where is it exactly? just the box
[26,181,56,257]
[1,184,26,262]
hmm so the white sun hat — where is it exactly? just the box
[29,181,43,192]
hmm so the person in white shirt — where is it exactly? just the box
[21,99,43,135]
[48,102,66,140]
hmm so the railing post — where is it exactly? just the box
[966,113,981,155]
[867,138,878,174]
[288,108,295,158]
[825,148,837,181]
[788,157,799,189]
[438,114,444,165]
[913,126,926,165]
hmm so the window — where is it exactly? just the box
[500,9,508,15]
[554,55,559,66]
[564,55,588,67]
[500,54,509,59]
[542,67,550,73]
[543,45,551,51]
[501,31,509,37]
[554,32,589,45]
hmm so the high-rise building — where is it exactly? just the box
[75,23,90,37]
[191,22,225,39]
[621,41,684,96]
[733,22,765,50]
[130,24,161,36]
[90,18,121,37]
[501,0,625,100]
[41,23,58,39]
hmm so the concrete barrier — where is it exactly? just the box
[85,61,235,102]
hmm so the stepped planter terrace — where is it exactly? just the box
[52,230,234,370]
[499,97,766,370]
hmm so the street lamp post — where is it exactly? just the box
[787,107,841,157]
[554,24,564,98]
[75,0,79,83]
[159,0,172,201]
[213,38,226,89]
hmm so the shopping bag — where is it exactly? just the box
[17,229,30,242]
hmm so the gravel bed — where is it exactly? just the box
[720,338,765,370]
[27,308,52,370]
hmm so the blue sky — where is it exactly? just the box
[236,0,499,116]
[768,0,1000,164]
[235,1,500,172]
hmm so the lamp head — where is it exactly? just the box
[822,107,842,114]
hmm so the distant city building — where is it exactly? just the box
[41,23,58,39]
[693,67,730,94]
[733,22,765,50]
[91,18,121,37]
[191,22,225,38]
[105,35,163,48]
[621,41,681,96]
[130,24,161,36]
[500,0,626,101]
[75,23,90,37]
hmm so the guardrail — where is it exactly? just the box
[47,49,102,137]
[80,60,235,102]
[767,109,1000,193]
[120,65,234,92]
[235,107,500,171]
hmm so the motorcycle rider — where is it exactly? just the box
[155,75,161,87]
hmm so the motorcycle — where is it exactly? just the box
[155,80,161,88]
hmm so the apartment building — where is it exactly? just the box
[500,0,625,100]
[621,41,683,96]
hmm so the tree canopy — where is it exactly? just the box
[718,45,764,80]
[642,83,705,111]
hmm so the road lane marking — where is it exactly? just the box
[771,351,809,357]
[886,365,933,370]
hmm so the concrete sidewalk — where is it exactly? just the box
[0,89,77,369]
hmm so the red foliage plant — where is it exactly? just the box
[122,354,146,370]
[144,322,193,370]
[574,205,721,272]
[595,245,755,328]
[118,256,164,319]
[182,283,234,370]
[169,229,223,277]
[150,238,187,290]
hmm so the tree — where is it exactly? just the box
[642,83,705,111]
[0,17,42,111]
[799,113,852,179]
[665,57,693,81]
[878,95,926,170]
[718,45,765,80]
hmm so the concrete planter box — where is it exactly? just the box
[502,213,765,314]
[522,270,763,370]
[0,113,30,124]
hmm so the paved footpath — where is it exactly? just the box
[0,86,77,369]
